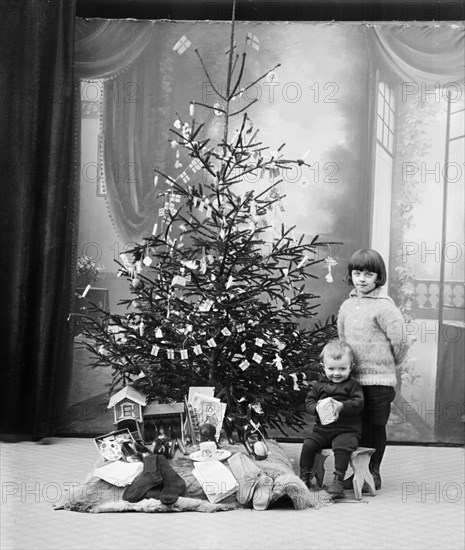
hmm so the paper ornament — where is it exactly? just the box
[189,158,202,172]
[167,349,175,359]
[155,328,163,338]
[297,255,309,269]
[189,102,195,116]
[182,260,197,270]
[173,35,191,55]
[193,344,202,355]
[143,255,152,266]
[171,275,187,287]
[174,119,182,129]
[245,32,260,51]
[267,70,278,82]
[81,284,91,298]
[199,257,207,274]
[252,353,263,364]
[289,373,299,391]
[325,256,337,284]
[207,338,217,348]
[274,354,283,370]
[199,299,213,312]
[153,175,159,188]
[226,275,233,289]
[273,338,286,351]
[180,349,189,360]
[151,344,160,357]
[239,360,250,371]
[182,123,191,140]
[221,327,232,337]
[213,102,223,116]
[236,323,245,333]
[255,337,264,347]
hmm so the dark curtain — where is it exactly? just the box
[435,325,465,443]
[0,0,77,439]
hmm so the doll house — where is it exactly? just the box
[107,386,147,434]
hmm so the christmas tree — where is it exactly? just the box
[76,2,339,435]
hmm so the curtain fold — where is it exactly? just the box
[0,0,77,438]
[75,19,175,242]
[74,19,154,81]
[373,23,465,83]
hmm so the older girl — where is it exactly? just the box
[337,248,409,489]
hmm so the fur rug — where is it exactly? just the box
[55,440,332,513]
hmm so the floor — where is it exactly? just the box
[1,438,464,550]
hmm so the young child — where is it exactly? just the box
[299,340,364,498]
[337,248,409,490]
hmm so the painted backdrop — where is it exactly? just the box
[70,19,464,444]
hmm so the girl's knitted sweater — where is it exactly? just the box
[337,287,409,387]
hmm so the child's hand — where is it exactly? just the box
[328,398,343,420]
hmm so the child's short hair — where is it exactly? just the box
[346,248,387,287]
[320,339,354,364]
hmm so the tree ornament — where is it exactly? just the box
[132,278,143,290]
[267,70,278,83]
[325,256,338,283]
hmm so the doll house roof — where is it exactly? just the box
[107,386,147,409]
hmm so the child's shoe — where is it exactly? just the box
[299,466,314,489]
[327,471,345,498]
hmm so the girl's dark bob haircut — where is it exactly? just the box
[346,248,387,287]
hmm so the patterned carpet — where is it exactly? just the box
[1,438,464,550]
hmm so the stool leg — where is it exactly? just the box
[313,453,327,488]
[351,454,376,500]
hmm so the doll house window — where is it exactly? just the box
[122,403,135,417]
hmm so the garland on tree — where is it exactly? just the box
[74,2,340,434]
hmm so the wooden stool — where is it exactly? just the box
[313,447,376,500]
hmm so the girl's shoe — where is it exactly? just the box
[299,466,314,489]
[369,463,381,490]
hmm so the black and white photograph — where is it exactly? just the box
[1,1,464,549]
